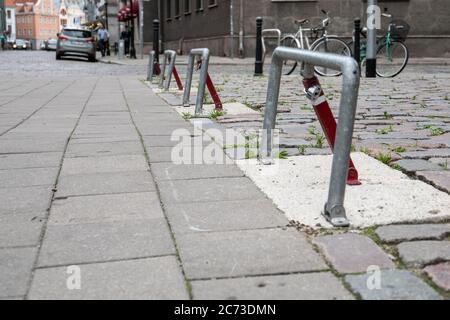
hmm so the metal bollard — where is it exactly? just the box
[254,17,264,76]
[183,48,222,115]
[354,18,361,72]
[147,50,155,81]
[261,47,360,227]
[153,19,160,63]
[262,29,282,66]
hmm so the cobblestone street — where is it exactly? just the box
[0,51,449,300]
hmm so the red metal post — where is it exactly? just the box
[206,73,223,111]
[172,66,184,91]
[303,77,361,186]
[154,62,161,76]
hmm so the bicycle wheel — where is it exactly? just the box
[280,35,300,75]
[376,40,409,78]
[312,37,352,77]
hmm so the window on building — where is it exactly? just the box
[174,0,180,17]
[7,10,11,19]
[29,29,32,36]
[166,0,172,20]
[195,0,203,11]
[184,0,191,14]
[208,0,217,7]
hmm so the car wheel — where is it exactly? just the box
[88,55,96,62]
[56,53,62,60]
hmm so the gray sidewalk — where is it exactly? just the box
[0,74,447,299]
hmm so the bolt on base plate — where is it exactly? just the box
[323,204,350,227]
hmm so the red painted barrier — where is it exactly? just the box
[303,77,361,186]
[172,66,184,91]
[206,73,223,111]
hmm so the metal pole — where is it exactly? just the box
[139,0,143,59]
[105,1,110,56]
[254,17,263,76]
[354,18,361,72]
[129,0,136,59]
[147,50,155,81]
[229,0,234,58]
[366,0,377,77]
[153,19,160,63]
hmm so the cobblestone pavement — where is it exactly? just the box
[0,51,449,299]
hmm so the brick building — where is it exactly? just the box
[15,0,59,49]
[145,0,450,58]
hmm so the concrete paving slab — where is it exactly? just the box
[0,167,58,188]
[345,270,442,300]
[312,233,396,274]
[376,224,450,243]
[0,139,67,153]
[151,163,243,181]
[29,256,188,300]
[416,171,450,193]
[0,152,62,169]
[0,247,37,297]
[60,155,148,176]
[0,213,45,247]
[65,141,143,157]
[56,171,156,197]
[146,145,219,163]
[424,262,450,291]
[192,272,353,300]
[177,228,327,280]
[0,186,52,215]
[49,192,164,225]
[397,241,450,267]
[164,199,288,234]
[237,153,450,228]
[38,218,174,267]
[158,177,266,204]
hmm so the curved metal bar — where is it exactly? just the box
[262,47,360,227]
[160,50,177,91]
[262,28,282,62]
[182,48,210,116]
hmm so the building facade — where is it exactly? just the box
[5,0,16,42]
[59,0,86,28]
[15,0,60,48]
[152,0,450,58]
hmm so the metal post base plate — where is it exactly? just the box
[323,204,350,227]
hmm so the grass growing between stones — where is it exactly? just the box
[375,152,392,165]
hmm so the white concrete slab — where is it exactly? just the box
[236,153,450,229]
[174,102,258,117]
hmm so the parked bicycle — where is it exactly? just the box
[349,13,410,78]
[280,10,352,76]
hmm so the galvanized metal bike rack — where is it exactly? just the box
[147,50,161,82]
[183,48,223,115]
[261,47,361,227]
[159,50,184,91]
[262,28,281,62]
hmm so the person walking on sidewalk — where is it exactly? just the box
[0,33,6,51]
[121,26,131,56]
[97,25,109,57]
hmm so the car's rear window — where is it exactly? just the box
[62,29,92,38]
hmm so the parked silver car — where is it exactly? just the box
[56,28,96,62]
